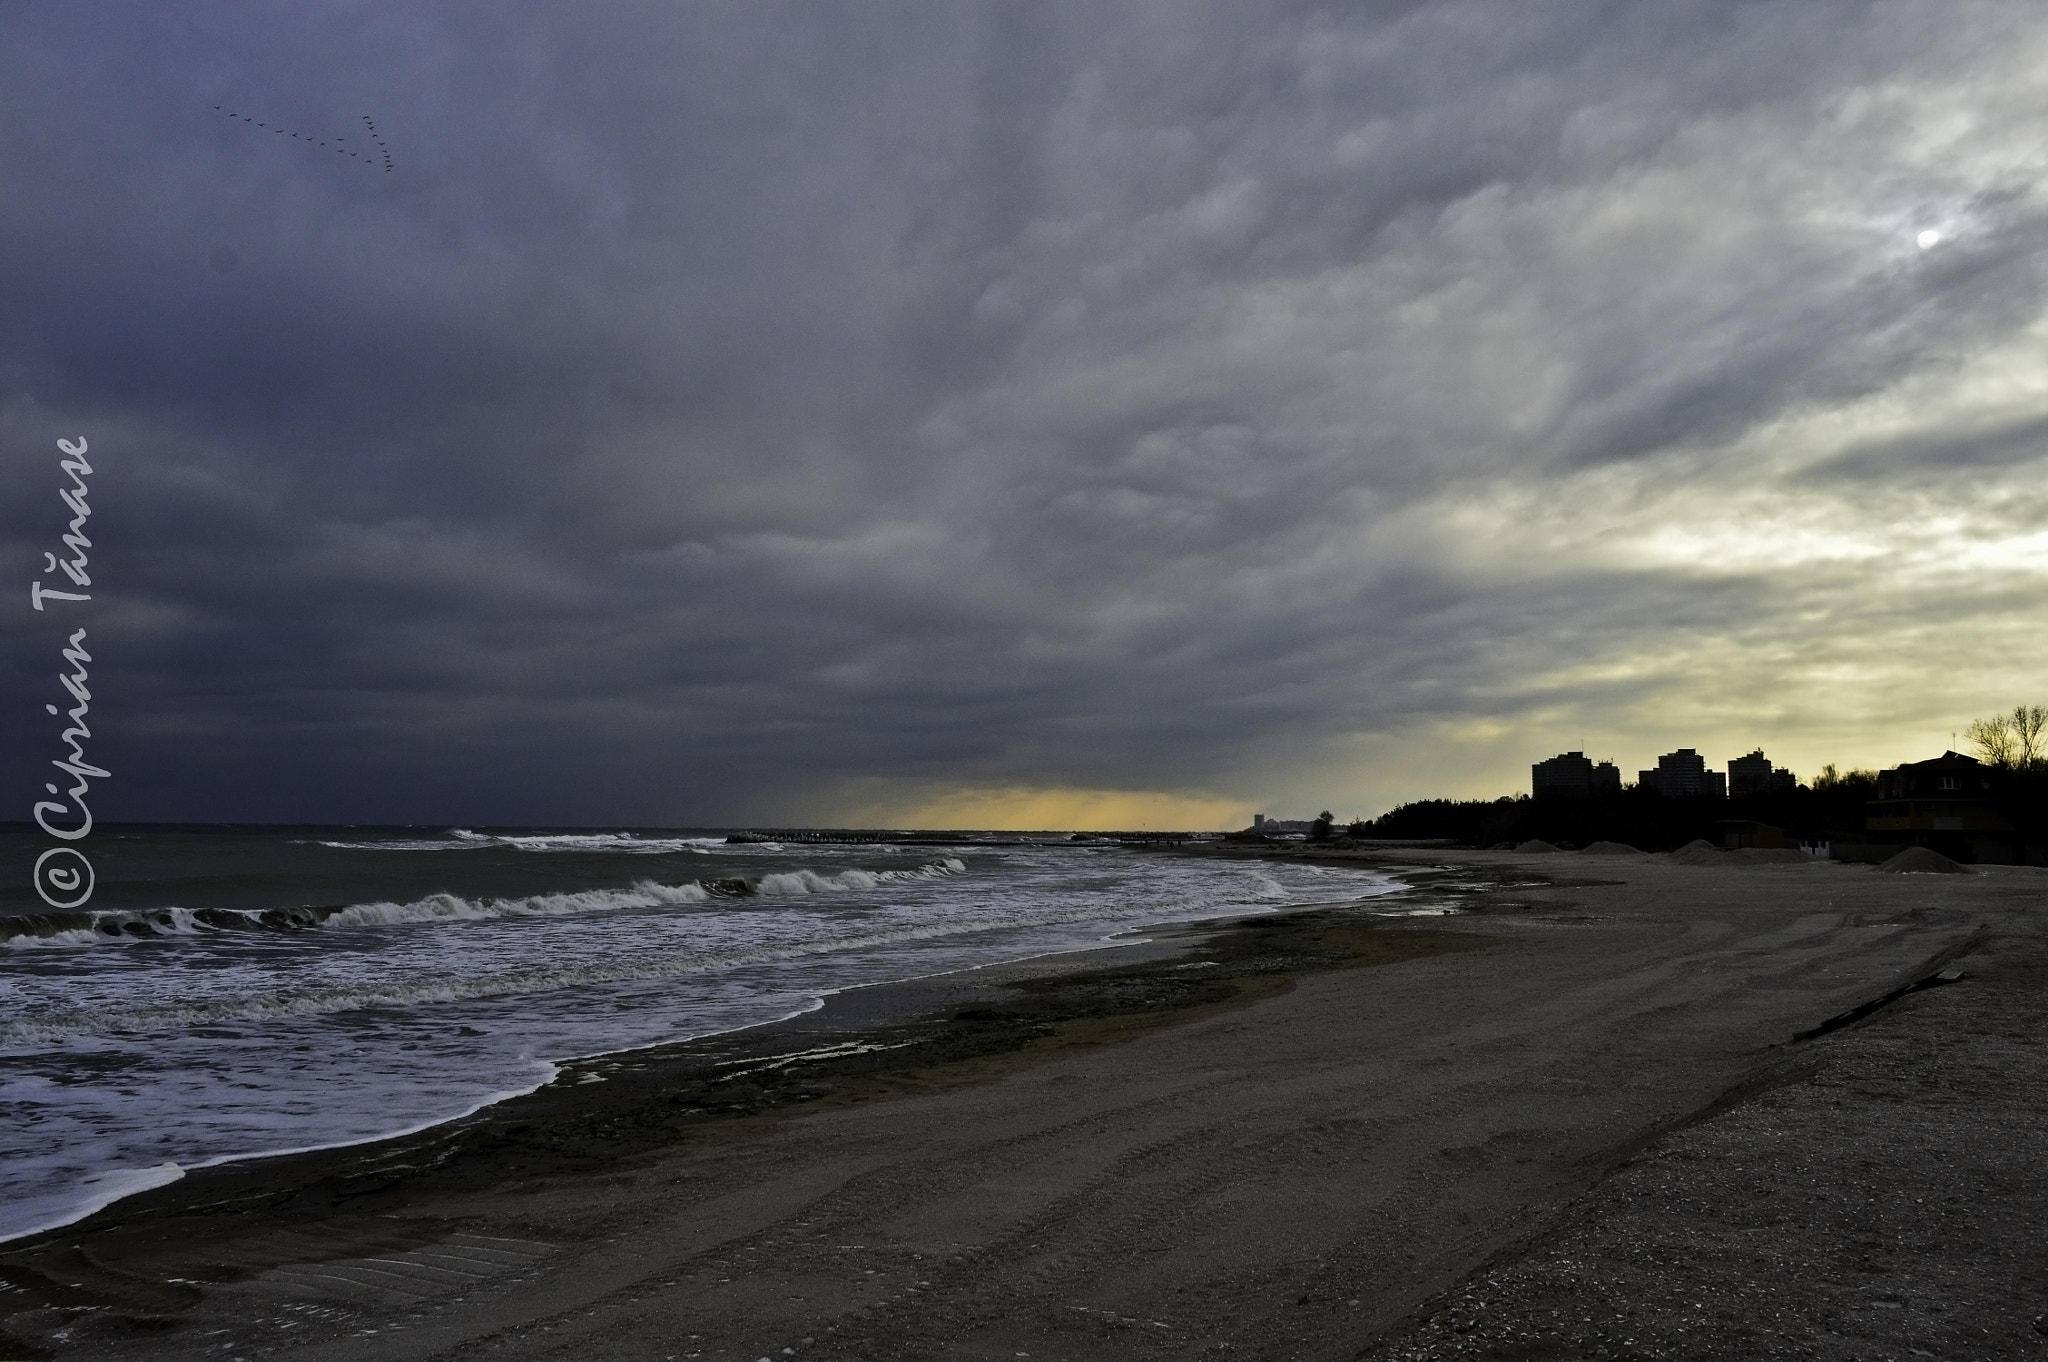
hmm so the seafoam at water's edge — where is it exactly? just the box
[0,834,1406,1244]
[0,858,969,948]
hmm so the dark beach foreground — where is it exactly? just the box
[3,849,2043,1361]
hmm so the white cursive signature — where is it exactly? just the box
[35,627,103,841]
[31,436,92,610]
[31,436,103,907]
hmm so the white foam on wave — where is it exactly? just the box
[1,857,970,954]
[3,885,720,950]
[755,858,967,896]
[2,862,1280,1046]
[14,960,645,1046]
[325,878,716,928]
[312,829,719,854]
[480,832,719,854]
[5,906,232,950]
[0,854,1405,1246]
[6,927,102,950]
[0,862,980,1041]
[1,1162,186,1246]
[1244,871,1291,900]
[0,993,826,1247]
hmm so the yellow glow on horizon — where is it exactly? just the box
[841,784,1246,832]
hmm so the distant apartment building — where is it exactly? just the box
[1531,751,1622,799]
[1638,748,1727,799]
[1727,749,1797,799]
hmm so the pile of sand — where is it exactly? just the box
[1877,846,1971,875]
[1514,839,1560,854]
[1668,839,1723,866]
[1581,840,1644,855]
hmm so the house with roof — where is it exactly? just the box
[1865,750,2011,860]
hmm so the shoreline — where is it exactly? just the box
[5,850,2037,1361]
[0,857,1408,1251]
[0,864,1449,1302]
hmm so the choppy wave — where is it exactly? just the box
[1,904,338,948]
[0,859,970,950]
[322,879,719,928]
[0,903,1147,1044]
[309,829,724,854]
[756,860,966,895]
[0,839,1401,1256]
[0,867,1151,1045]
[450,829,726,854]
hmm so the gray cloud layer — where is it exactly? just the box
[7,1,2048,825]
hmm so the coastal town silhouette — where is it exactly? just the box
[1253,705,2048,867]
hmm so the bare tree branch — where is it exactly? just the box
[1966,714,2017,768]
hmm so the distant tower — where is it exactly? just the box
[1646,748,1725,799]
[1728,750,1773,799]
[1531,751,1594,799]
[1728,749,1796,798]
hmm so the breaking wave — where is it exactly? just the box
[0,859,969,950]
[0,904,339,949]
[308,829,725,854]
[0,863,1129,1045]
[756,860,966,895]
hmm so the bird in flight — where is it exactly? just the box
[214,105,385,168]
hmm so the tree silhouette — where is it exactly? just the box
[1966,705,2047,771]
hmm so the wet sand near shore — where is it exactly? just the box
[0,866,1501,1356]
[4,851,2041,1361]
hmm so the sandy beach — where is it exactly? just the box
[4,848,2043,1362]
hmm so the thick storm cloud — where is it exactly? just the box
[6,1,2048,827]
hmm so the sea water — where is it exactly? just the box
[0,826,1403,1243]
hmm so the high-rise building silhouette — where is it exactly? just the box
[1638,748,1726,799]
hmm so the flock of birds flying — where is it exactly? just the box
[213,105,393,172]
[361,115,393,172]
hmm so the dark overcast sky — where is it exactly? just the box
[6,1,2047,828]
